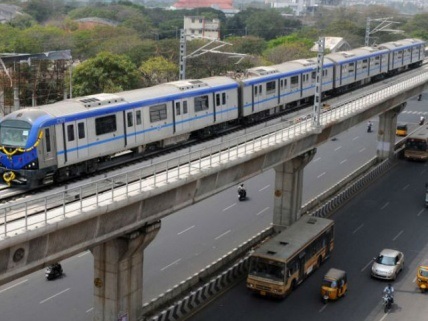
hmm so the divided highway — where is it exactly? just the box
[0,95,426,321]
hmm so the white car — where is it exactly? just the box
[371,249,404,280]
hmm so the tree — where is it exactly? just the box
[139,56,178,87]
[245,9,293,40]
[72,51,140,96]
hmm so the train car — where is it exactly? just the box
[326,46,390,92]
[378,38,425,74]
[0,76,239,187]
[238,57,335,121]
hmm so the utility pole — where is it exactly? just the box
[313,37,324,132]
[365,17,402,47]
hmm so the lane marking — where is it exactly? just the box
[393,230,403,241]
[340,159,347,165]
[40,288,70,304]
[353,224,364,234]
[222,204,236,212]
[256,207,270,216]
[334,146,342,151]
[380,312,389,321]
[402,184,409,190]
[318,172,326,178]
[0,279,28,294]
[417,209,424,217]
[177,225,195,235]
[359,147,366,153]
[161,258,182,271]
[259,185,270,192]
[86,308,93,313]
[319,304,327,312]
[215,230,231,240]
[361,260,373,272]
[314,157,321,162]
[381,202,389,210]
[353,136,359,141]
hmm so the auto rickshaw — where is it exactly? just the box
[321,268,347,304]
[396,124,408,136]
[417,265,428,292]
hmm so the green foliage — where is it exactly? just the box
[267,34,313,49]
[18,25,70,52]
[139,56,178,86]
[263,42,313,64]
[402,14,428,40]
[72,51,140,96]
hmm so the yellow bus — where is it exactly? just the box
[246,215,334,298]
[404,126,428,161]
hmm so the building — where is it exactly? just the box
[183,16,221,40]
[310,37,351,52]
[0,4,23,24]
[172,0,239,16]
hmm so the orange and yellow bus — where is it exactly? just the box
[246,215,334,298]
[404,126,428,161]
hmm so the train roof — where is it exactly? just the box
[378,38,425,50]
[326,46,388,63]
[0,76,239,124]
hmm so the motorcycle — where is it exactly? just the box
[383,294,393,313]
[238,188,247,201]
[45,264,63,280]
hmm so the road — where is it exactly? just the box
[0,95,426,321]
[188,151,428,321]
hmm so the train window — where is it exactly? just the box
[78,122,85,139]
[183,101,188,114]
[96,115,117,135]
[175,102,181,115]
[311,72,316,80]
[323,70,328,77]
[216,94,221,106]
[259,85,262,94]
[254,86,258,95]
[67,124,75,142]
[45,128,51,152]
[222,93,226,105]
[291,76,298,87]
[283,79,287,87]
[266,81,276,94]
[136,110,142,125]
[127,112,133,127]
[348,62,354,73]
[149,104,167,122]
[194,95,209,112]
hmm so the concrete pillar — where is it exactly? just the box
[92,221,160,321]
[273,149,316,233]
[376,104,406,160]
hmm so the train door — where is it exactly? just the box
[173,100,187,134]
[39,126,56,168]
[63,122,78,164]
[253,84,262,113]
[77,120,88,159]
[125,110,136,146]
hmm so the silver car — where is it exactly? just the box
[371,249,404,280]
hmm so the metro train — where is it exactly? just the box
[0,38,425,188]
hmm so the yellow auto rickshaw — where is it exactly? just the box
[396,124,408,136]
[417,265,428,292]
[321,268,347,303]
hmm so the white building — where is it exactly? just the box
[183,16,220,40]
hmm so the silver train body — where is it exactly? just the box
[0,38,425,187]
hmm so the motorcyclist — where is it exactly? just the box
[420,116,425,125]
[238,184,246,199]
[367,121,373,133]
[383,283,394,303]
[50,263,62,274]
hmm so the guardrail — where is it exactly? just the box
[1,66,427,240]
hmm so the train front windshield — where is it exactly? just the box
[0,120,31,148]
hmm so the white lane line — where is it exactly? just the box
[402,184,409,190]
[413,277,417,283]
[314,157,321,162]
[0,279,28,294]
[161,258,182,271]
[86,307,93,313]
[352,224,364,234]
[418,209,425,217]
[40,288,70,304]
[259,185,270,192]
[380,312,389,321]
[215,230,231,240]
[318,172,326,178]
[381,202,390,210]
[256,207,270,216]
[334,146,342,151]
[177,225,195,235]
[361,260,373,272]
[78,251,90,257]
[319,304,327,312]
[353,136,359,140]
[393,230,404,241]
[340,159,347,165]
[222,204,236,212]
[359,147,366,153]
